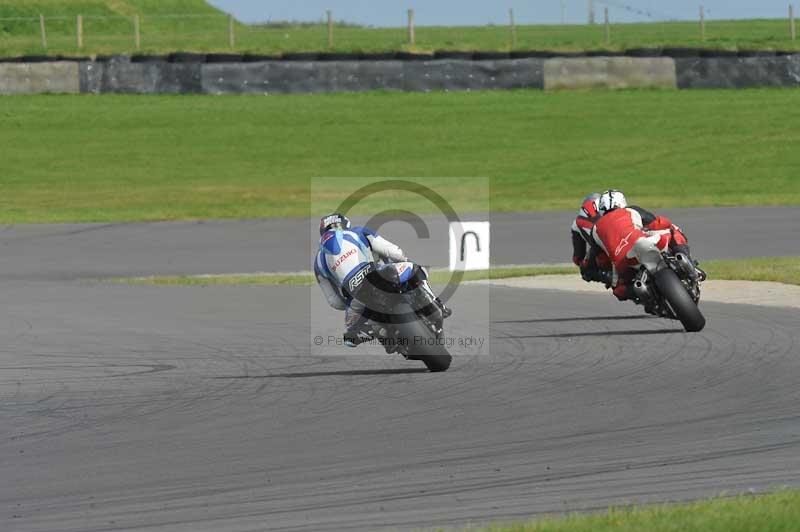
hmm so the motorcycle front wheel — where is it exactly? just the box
[397,317,452,372]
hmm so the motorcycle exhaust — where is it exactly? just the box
[675,253,699,280]
[633,280,650,301]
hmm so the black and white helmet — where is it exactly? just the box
[319,213,351,235]
[597,189,627,215]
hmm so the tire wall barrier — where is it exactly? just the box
[1,55,799,95]
[675,55,800,89]
[201,58,544,94]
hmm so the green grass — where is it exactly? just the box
[0,0,231,56]
[116,258,800,287]
[120,265,576,287]
[1,90,799,223]
[703,257,800,286]
[1,2,799,56]
[468,491,800,532]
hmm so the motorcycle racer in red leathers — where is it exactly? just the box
[590,190,692,301]
[571,192,612,284]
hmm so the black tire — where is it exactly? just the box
[626,48,663,57]
[281,52,319,61]
[242,54,279,63]
[397,318,452,372]
[131,55,167,63]
[434,50,474,60]
[474,51,510,60]
[586,50,624,57]
[510,50,556,58]
[168,52,207,63]
[654,269,706,332]
[700,49,738,58]
[394,52,434,61]
[205,53,244,63]
[738,50,777,57]
[358,52,397,61]
[662,47,701,58]
[316,52,359,61]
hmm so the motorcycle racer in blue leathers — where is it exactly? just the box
[314,213,451,348]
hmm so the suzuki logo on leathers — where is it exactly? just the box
[331,249,356,271]
[615,231,634,257]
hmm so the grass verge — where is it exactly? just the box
[120,265,575,287]
[116,257,800,287]
[2,91,800,223]
[702,257,800,286]
[468,491,800,532]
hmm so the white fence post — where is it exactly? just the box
[77,15,84,49]
[407,9,415,46]
[700,6,706,41]
[509,8,517,48]
[604,8,610,44]
[39,14,47,49]
[327,10,333,48]
[134,15,141,50]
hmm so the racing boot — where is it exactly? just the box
[435,297,453,319]
[419,280,452,319]
[343,328,373,348]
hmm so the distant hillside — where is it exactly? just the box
[0,1,225,18]
[1,3,798,58]
[0,0,239,55]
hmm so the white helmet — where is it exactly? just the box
[597,189,627,215]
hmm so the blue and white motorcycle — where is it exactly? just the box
[348,261,452,372]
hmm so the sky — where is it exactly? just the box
[208,1,795,26]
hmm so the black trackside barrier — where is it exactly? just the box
[737,50,778,57]
[473,51,511,60]
[168,52,207,63]
[700,49,739,57]
[130,55,166,63]
[281,52,320,61]
[200,58,546,94]
[7,52,800,94]
[394,52,434,61]
[434,51,475,60]
[205,53,244,63]
[357,52,397,61]
[626,48,664,57]
[2,49,798,63]
[675,55,800,89]
[241,54,280,62]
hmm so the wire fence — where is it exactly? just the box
[0,8,798,57]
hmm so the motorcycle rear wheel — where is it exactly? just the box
[654,269,706,332]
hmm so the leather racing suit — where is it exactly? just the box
[314,226,443,344]
[591,207,690,300]
[571,196,611,283]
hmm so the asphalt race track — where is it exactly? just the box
[2,277,800,531]
[1,207,798,279]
